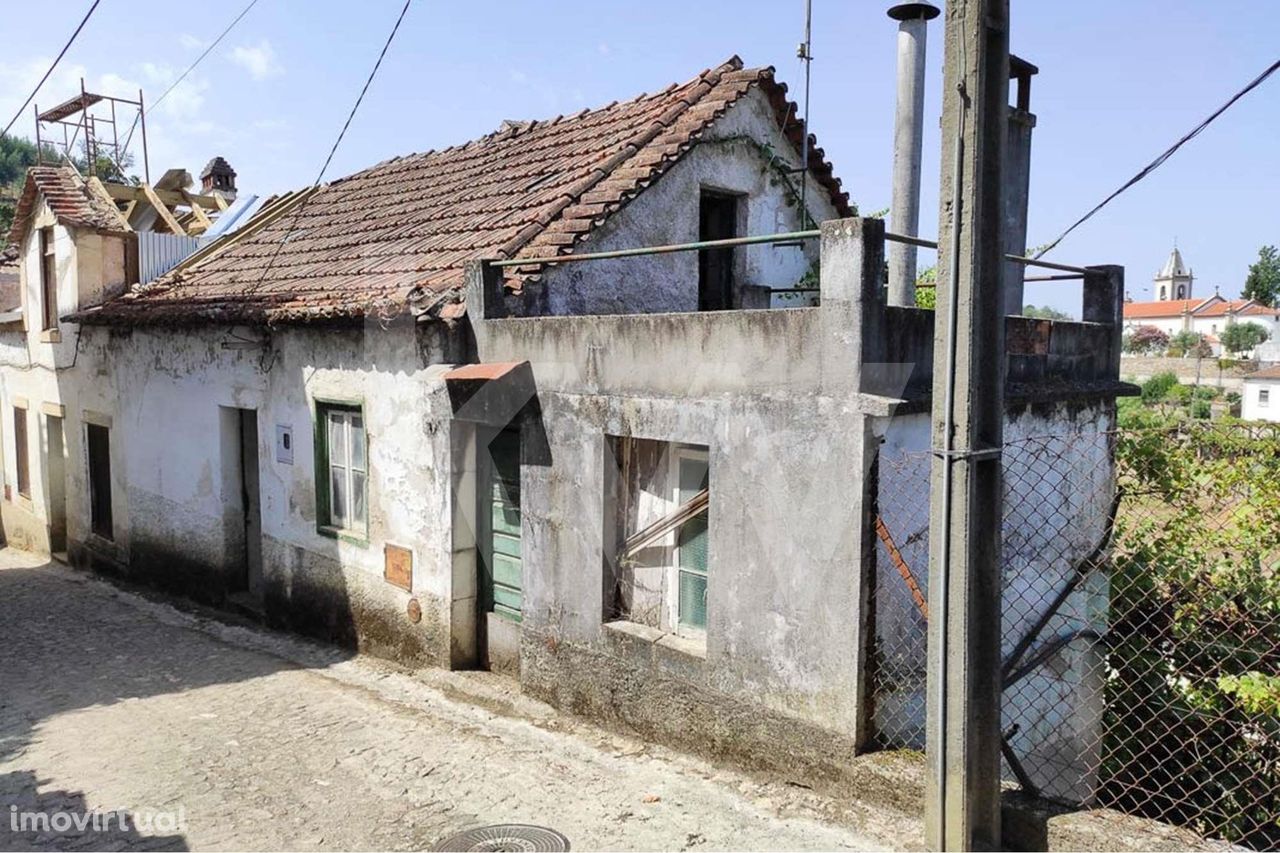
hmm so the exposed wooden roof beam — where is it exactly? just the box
[102,182,222,211]
[140,183,187,236]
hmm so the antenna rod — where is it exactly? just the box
[797,0,813,216]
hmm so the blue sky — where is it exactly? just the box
[3,1,1277,314]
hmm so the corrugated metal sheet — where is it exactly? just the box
[138,231,200,284]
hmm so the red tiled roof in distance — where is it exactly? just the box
[1246,365,1280,380]
[1195,298,1277,318]
[79,56,852,327]
[1122,298,1209,319]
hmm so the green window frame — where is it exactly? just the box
[314,401,368,541]
[671,447,709,634]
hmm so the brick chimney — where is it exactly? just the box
[199,156,237,201]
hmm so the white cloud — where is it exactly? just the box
[597,42,610,55]
[138,62,208,120]
[229,40,282,81]
[179,33,206,51]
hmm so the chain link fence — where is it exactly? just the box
[871,419,1280,850]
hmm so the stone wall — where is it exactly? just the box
[1120,355,1249,391]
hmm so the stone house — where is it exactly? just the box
[2,57,1128,798]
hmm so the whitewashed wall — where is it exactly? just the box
[1242,378,1280,422]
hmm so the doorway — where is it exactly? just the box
[698,189,740,311]
[222,407,262,604]
[86,422,113,540]
[477,425,522,673]
[45,414,67,557]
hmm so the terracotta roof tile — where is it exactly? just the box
[1123,298,1210,319]
[80,56,852,327]
[5,166,128,245]
[1247,365,1280,380]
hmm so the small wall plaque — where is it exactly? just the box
[385,544,412,592]
[275,425,294,464]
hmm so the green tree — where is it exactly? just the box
[1242,245,1280,307]
[0,136,44,240]
[914,266,936,310]
[1022,303,1073,321]
[1169,330,1211,358]
[1220,321,1269,356]
[1140,370,1179,404]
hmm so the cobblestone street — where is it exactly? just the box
[0,550,898,851]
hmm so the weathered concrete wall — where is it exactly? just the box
[539,88,839,315]
[468,216,1125,794]
[63,321,462,666]
[465,219,884,775]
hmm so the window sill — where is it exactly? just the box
[316,524,369,547]
[39,328,61,343]
[602,619,707,674]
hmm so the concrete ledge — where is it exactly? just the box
[602,619,707,682]
[1002,793,1243,852]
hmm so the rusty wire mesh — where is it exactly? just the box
[871,420,1280,849]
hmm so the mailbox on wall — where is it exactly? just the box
[275,425,293,464]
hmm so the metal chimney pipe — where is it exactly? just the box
[886,2,940,307]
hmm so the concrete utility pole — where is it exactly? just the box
[886,2,940,307]
[925,0,1008,849]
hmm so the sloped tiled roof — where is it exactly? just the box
[5,166,128,245]
[1196,298,1278,318]
[1124,295,1280,321]
[1246,365,1280,380]
[1123,297,1209,319]
[77,56,851,326]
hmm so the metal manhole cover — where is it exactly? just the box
[431,824,570,852]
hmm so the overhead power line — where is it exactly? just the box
[1035,57,1280,260]
[1,0,103,140]
[152,0,262,113]
[118,0,263,153]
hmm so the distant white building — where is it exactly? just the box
[1122,248,1280,354]
[1242,366,1280,422]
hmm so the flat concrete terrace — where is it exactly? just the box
[467,218,1131,409]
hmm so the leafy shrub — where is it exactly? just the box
[1124,324,1170,355]
[1141,371,1179,403]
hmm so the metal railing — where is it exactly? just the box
[489,228,1096,277]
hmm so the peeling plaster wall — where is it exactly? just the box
[874,401,1114,801]
[62,322,460,665]
[541,88,840,315]
[0,200,126,553]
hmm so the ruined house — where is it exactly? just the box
[1,57,1127,797]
